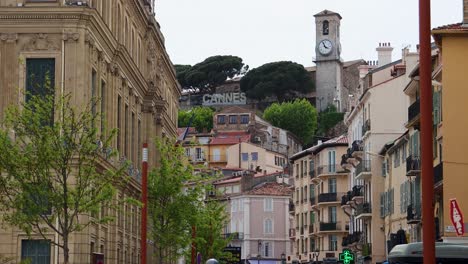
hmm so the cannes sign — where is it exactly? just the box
[202,92,247,106]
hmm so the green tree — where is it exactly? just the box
[178,106,215,133]
[192,195,230,263]
[316,104,345,136]
[175,55,247,92]
[240,61,314,101]
[148,139,230,264]
[263,99,318,145]
[148,138,199,264]
[0,89,128,264]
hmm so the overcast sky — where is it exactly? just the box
[156,0,461,68]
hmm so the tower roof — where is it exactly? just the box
[314,9,342,19]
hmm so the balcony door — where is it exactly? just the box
[329,206,337,223]
[328,178,337,193]
[328,150,336,173]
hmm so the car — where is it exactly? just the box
[388,242,468,264]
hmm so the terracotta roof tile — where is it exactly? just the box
[210,132,250,145]
[433,23,467,31]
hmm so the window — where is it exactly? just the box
[263,241,272,257]
[328,178,337,193]
[402,142,407,163]
[241,152,249,161]
[240,114,249,124]
[21,240,51,264]
[229,115,237,124]
[328,150,336,172]
[328,207,337,223]
[323,20,329,35]
[117,95,122,152]
[26,58,55,124]
[196,148,203,160]
[233,185,240,194]
[231,200,237,212]
[101,80,106,135]
[213,148,220,161]
[264,219,273,234]
[329,235,338,251]
[251,152,258,161]
[91,69,97,117]
[264,198,273,212]
[125,105,129,157]
[217,115,226,124]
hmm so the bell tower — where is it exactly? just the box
[314,10,344,112]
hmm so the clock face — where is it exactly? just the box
[318,39,333,56]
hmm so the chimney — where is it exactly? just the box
[376,42,394,66]
[464,0,468,25]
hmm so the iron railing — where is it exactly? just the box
[406,155,421,175]
[356,160,371,176]
[318,193,338,203]
[408,99,420,123]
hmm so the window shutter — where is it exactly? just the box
[380,193,384,218]
[400,183,404,214]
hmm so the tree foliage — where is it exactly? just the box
[0,89,128,264]
[316,105,345,136]
[263,99,318,145]
[192,194,230,263]
[240,61,314,101]
[148,139,229,264]
[174,55,247,92]
[178,106,215,133]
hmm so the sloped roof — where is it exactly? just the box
[210,132,250,145]
[433,23,467,31]
[246,182,292,196]
[290,134,347,161]
[314,10,342,19]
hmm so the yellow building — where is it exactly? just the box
[0,0,179,263]
[432,3,468,243]
[288,135,350,263]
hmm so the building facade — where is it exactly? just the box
[288,135,349,263]
[0,0,179,263]
[214,172,292,264]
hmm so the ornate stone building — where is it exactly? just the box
[0,0,179,263]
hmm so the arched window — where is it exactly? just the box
[323,20,329,35]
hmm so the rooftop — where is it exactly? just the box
[210,132,250,145]
[245,182,292,196]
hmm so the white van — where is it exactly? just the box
[388,242,468,264]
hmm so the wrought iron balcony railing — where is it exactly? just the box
[408,99,420,124]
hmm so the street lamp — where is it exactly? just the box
[281,253,286,264]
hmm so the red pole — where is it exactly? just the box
[141,143,149,264]
[191,225,196,264]
[419,1,435,263]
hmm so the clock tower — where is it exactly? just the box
[314,10,344,112]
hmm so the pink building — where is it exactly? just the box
[214,172,292,264]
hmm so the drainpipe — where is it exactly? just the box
[419,0,435,263]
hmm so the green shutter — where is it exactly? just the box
[400,183,404,214]
[380,193,384,218]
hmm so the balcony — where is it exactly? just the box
[406,155,421,176]
[309,224,315,234]
[344,231,363,246]
[407,99,420,128]
[223,232,244,240]
[341,193,350,206]
[434,163,443,187]
[355,202,372,220]
[351,140,364,158]
[318,193,339,204]
[351,185,364,204]
[362,243,372,257]
[362,119,371,136]
[289,202,295,212]
[355,160,371,180]
[317,164,349,177]
[407,204,421,224]
[319,221,345,233]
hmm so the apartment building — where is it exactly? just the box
[0,0,179,263]
[214,171,292,263]
[288,135,349,263]
[340,44,419,263]
[431,5,468,243]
